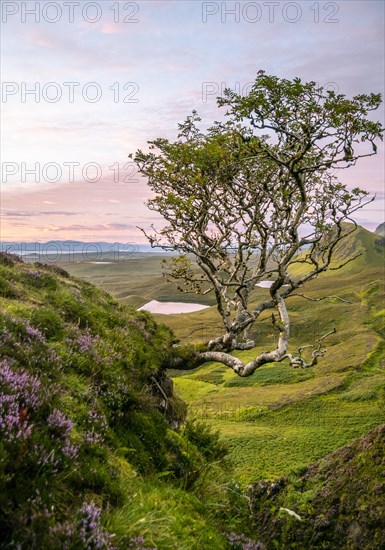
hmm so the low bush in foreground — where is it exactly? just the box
[0,256,240,549]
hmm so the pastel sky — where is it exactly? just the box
[1,0,384,243]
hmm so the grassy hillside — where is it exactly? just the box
[51,226,385,485]
[167,228,385,483]
[248,423,385,549]
[0,253,240,549]
[288,223,385,278]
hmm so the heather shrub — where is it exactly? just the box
[22,268,58,290]
[0,252,22,266]
[30,307,65,339]
[0,257,232,548]
[0,274,19,298]
[34,262,70,278]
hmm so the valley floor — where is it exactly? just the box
[59,247,385,485]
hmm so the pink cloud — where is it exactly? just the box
[0,174,158,241]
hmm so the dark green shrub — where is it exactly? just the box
[182,419,228,461]
[0,274,19,298]
[0,252,22,266]
[30,308,65,339]
[34,262,70,278]
[22,268,57,290]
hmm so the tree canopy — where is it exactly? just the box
[131,74,383,376]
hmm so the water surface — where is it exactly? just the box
[138,300,210,315]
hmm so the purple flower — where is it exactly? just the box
[78,502,114,549]
[226,533,264,549]
[26,269,43,279]
[77,334,94,353]
[76,328,100,353]
[49,521,74,548]
[0,359,42,441]
[84,410,108,445]
[36,447,60,474]
[128,535,156,549]
[49,503,116,549]
[61,438,79,459]
[47,409,78,459]
[48,409,74,436]
[25,324,45,343]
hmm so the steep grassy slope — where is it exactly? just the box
[0,253,234,549]
[375,222,385,237]
[306,223,384,274]
[247,423,385,549]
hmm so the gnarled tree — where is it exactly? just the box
[131,74,383,376]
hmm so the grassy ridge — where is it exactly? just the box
[247,423,385,548]
[0,253,237,549]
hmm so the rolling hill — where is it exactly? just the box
[44,224,385,485]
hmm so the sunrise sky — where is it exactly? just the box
[1,0,384,243]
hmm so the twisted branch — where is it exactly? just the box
[282,328,337,369]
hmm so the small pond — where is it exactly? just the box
[138,300,210,315]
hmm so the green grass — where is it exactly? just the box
[0,254,237,549]
[245,423,385,548]
[169,278,385,484]
[206,393,384,483]
[106,468,228,549]
[48,227,385,488]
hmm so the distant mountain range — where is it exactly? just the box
[0,240,166,257]
[1,224,384,261]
